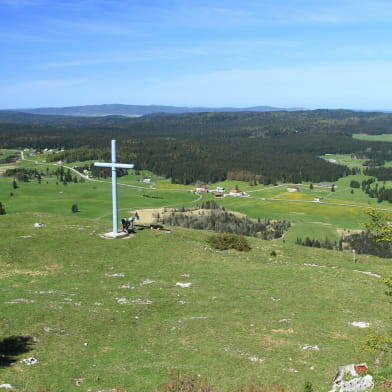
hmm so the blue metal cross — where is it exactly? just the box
[94,140,134,234]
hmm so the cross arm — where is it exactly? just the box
[94,162,135,169]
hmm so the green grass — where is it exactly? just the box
[0,212,390,392]
[1,156,391,391]
[353,133,392,142]
[321,153,367,168]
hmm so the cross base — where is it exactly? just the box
[100,231,130,239]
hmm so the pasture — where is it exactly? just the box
[0,212,390,392]
[352,133,392,143]
[2,155,392,244]
[0,153,391,391]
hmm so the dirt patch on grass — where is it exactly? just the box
[131,207,249,226]
[261,335,290,348]
[377,380,392,391]
[337,228,363,236]
[129,208,165,225]
[271,329,295,334]
[0,165,16,174]
[0,265,61,279]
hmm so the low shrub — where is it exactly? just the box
[160,371,213,392]
[207,233,251,252]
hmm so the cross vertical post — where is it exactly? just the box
[94,140,134,235]
[111,140,118,233]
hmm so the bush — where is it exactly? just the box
[160,371,213,392]
[71,203,79,213]
[207,233,251,252]
[350,180,360,188]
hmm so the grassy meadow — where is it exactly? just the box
[0,153,391,391]
[352,133,392,143]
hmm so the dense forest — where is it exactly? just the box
[296,230,392,258]
[1,109,392,184]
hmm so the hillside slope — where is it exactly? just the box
[0,212,390,391]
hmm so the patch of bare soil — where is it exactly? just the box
[337,228,363,236]
[377,380,392,391]
[0,165,16,174]
[129,207,248,226]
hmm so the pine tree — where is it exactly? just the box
[0,202,6,215]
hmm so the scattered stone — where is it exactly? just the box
[248,355,264,363]
[33,223,45,228]
[6,298,35,304]
[0,384,13,390]
[349,322,371,328]
[331,363,370,392]
[330,374,374,392]
[75,378,84,386]
[132,298,152,305]
[288,368,299,373]
[21,357,38,365]
[115,298,130,304]
[83,342,88,347]
[31,290,55,294]
[119,283,133,289]
[178,300,187,304]
[279,318,292,323]
[43,326,66,335]
[302,344,320,351]
[270,297,280,301]
[19,235,33,238]
[106,273,125,277]
[176,282,192,288]
[178,316,207,322]
[181,273,190,277]
[141,279,155,285]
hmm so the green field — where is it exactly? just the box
[0,154,391,391]
[2,157,392,244]
[1,212,390,392]
[353,133,392,142]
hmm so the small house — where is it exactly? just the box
[287,186,299,192]
[196,185,209,193]
[313,197,323,202]
[229,189,245,197]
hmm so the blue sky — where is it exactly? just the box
[1,0,392,110]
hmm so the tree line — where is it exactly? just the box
[296,230,392,258]
[1,110,392,185]
[155,201,291,240]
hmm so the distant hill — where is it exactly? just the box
[5,103,304,117]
